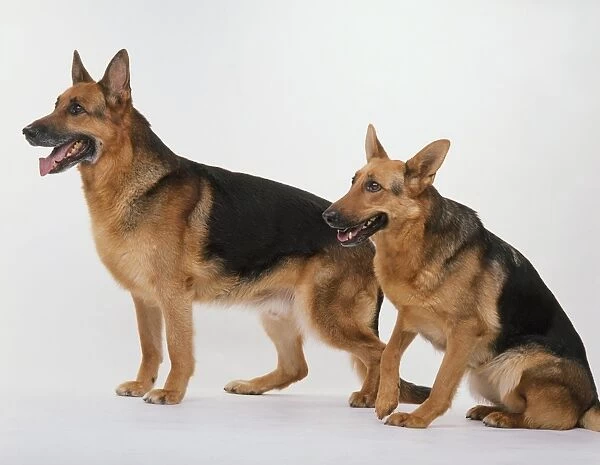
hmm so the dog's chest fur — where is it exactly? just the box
[373,245,501,367]
[83,180,183,301]
[91,217,163,296]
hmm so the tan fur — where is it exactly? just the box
[225,308,308,394]
[94,152,383,403]
[25,52,433,406]
[328,124,597,429]
[579,404,600,432]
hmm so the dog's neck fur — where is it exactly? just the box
[373,188,483,284]
[372,192,431,282]
[79,106,179,230]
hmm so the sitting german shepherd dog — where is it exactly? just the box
[22,50,429,406]
[323,125,599,430]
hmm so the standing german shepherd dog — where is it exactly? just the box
[323,125,599,430]
[22,50,429,406]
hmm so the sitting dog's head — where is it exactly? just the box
[323,124,450,246]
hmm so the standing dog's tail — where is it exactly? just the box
[371,288,384,337]
[579,399,600,432]
[398,378,431,404]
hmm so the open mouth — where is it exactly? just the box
[336,213,388,247]
[39,137,96,176]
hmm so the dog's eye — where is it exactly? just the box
[366,181,381,193]
[351,176,356,185]
[68,103,85,116]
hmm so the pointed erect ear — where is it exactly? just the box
[365,124,389,162]
[404,139,451,194]
[72,50,93,84]
[99,49,131,104]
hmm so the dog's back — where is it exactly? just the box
[483,230,594,374]
[426,192,595,383]
[432,198,598,424]
[200,163,339,279]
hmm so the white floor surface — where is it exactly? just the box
[1,391,598,465]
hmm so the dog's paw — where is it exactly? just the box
[349,390,376,408]
[482,412,518,429]
[375,393,399,419]
[224,380,265,395]
[115,380,152,397]
[143,389,184,405]
[385,412,429,429]
[466,405,499,421]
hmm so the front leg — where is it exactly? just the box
[386,324,477,428]
[116,295,163,397]
[144,292,195,405]
[375,310,417,419]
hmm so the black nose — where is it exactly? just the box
[322,209,340,226]
[22,125,38,139]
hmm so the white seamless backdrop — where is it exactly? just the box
[1,2,599,459]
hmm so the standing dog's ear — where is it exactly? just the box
[72,50,94,85]
[99,49,131,105]
[365,124,389,162]
[404,139,450,195]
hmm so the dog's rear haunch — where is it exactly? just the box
[325,125,599,430]
[22,50,430,406]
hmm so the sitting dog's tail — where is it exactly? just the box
[579,399,600,432]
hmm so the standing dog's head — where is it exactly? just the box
[323,125,450,247]
[23,50,132,176]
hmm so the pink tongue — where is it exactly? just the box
[337,230,351,242]
[336,225,363,242]
[39,142,73,177]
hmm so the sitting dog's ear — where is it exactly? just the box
[365,124,389,162]
[404,139,450,195]
[99,49,131,105]
[72,50,94,85]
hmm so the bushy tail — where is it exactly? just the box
[579,400,600,432]
[399,378,431,404]
[371,289,384,337]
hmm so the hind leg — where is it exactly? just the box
[328,315,384,408]
[481,357,593,430]
[224,307,308,395]
[305,289,385,408]
[345,338,384,408]
[483,383,580,430]
[347,348,383,408]
[466,405,504,421]
[466,371,514,421]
